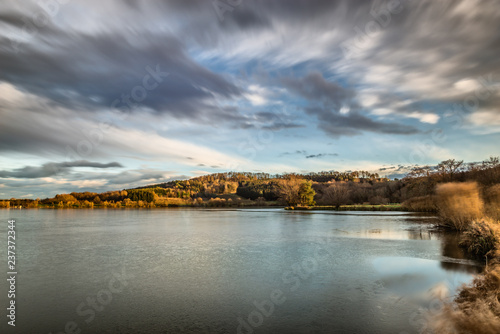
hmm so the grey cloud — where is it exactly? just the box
[378,166,396,171]
[237,110,304,130]
[280,150,338,159]
[0,161,123,179]
[282,72,354,108]
[305,153,339,159]
[350,0,500,105]
[282,72,419,137]
[280,150,307,156]
[221,7,271,29]
[0,26,241,120]
[0,105,109,157]
[61,168,179,187]
[100,170,170,186]
[305,107,419,137]
[261,122,304,131]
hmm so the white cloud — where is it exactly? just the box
[104,126,249,168]
[0,82,25,103]
[371,108,439,124]
[454,78,482,93]
[372,108,392,116]
[406,112,440,124]
[360,94,380,108]
[339,105,350,114]
[467,109,500,133]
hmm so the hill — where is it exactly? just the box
[2,157,499,209]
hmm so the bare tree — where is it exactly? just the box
[323,184,350,208]
[482,156,500,169]
[437,159,464,180]
[406,166,433,178]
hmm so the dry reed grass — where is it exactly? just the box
[435,182,484,230]
[484,185,500,221]
[431,183,500,333]
[460,218,500,258]
[431,265,500,334]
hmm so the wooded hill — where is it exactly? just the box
[2,157,499,209]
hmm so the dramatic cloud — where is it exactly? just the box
[305,106,419,137]
[0,0,499,197]
[283,72,420,137]
[282,72,355,108]
[0,5,244,124]
[0,161,122,179]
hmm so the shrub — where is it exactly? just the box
[401,195,437,212]
[255,197,266,206]
[193,197,204,206]
[435,182,484,230]
[460,218,500,258]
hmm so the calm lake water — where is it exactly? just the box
[0,209,483,334]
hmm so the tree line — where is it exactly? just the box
[1,157,498,209]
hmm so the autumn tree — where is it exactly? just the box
[278,179,301,206]
[278,179,316,206]
[54,194,77,204]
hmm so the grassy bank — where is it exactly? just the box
[1,194,282,209]
[285,204,404,211]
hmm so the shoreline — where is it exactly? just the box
[285,204,405,211]
[1,204,406,211]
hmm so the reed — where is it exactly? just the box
[435,182,484,230]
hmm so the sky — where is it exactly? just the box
[1,0,499,198]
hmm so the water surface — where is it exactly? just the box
[0,209,482,333]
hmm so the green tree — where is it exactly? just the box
[298,180,316,206]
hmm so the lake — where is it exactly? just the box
[0,209,483,333]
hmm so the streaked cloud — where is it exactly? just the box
[0,0,499,197]
[0,161,122,179]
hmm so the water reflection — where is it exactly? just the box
[440,260,482,274]
[439,231,468,259]
[333,225,440,240]
[372,256,479,299]
[407,229,433,240]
